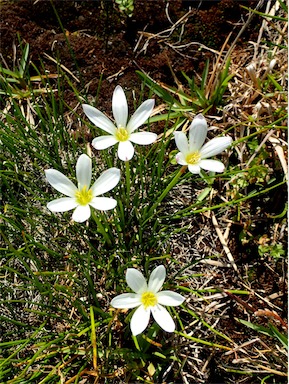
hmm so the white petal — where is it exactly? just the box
[157,291,185,306]
[148,265,166,293]
[189,114,208,152]
[72,204,91,223]
[126,268,147,294]
[76,154,91,189]
[92,135,118,150]
[90,197,117,211]
[118,141,134,161]
[200,137,232,158]
[199,159,225,173]
[47,197,78,212]
[129,132,157,145]
[188,164,201,174]
[91,168,120,196]
[130,305,151,336]
[174,132,189,154]
[126,99,155,133]
[175,152,188,166]
[110,293,141,309]
[112,85,128,128]
[82,104,116,135]
[45,169,77,197]
[151,304,175,333]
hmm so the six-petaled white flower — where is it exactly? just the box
[111,265,185,336]
[45,154,120,223]
[174,113,232,174]
[82,85,157,161]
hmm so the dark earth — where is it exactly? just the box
[1,0,258,111]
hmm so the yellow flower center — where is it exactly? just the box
[115,127,129,142]
[75,186,93,206]
[141,291,157,309]
[185,151,201,165]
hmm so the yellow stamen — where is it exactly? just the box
[141,291,157,309]
[185,151,201,165]
[75,186,93,206]
[115,127,129,142]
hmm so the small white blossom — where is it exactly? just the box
[111,265,185,336]
[82,85,157,161]
[174,114,232,174]
[45,154,120,223]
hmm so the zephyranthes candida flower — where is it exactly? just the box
[111,265,185,336]
[45,154,120,223]
[174,114,232,174]
[82,85,157,161]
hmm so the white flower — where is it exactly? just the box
[45,154,120,223]
[174,114,232,174]
[82,85,157,161]
[111,265,185,336]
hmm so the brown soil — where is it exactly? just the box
[1,0,258,111]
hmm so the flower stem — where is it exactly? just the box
[132,335,141,351]
[89,306,98,370]
[125,160,131,203]
[91,210,112,246]
[144,165,187,223]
